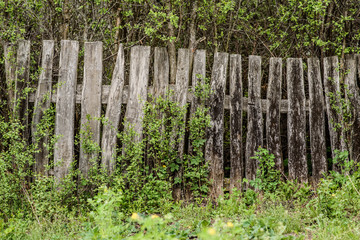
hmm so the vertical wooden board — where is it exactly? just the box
[287,58,307,182]
[205,52,228,198]
[308,58,327,180]
[15,40,31,139]
[190,50,206,116]
[323,56,345,170]
[54,40,79,180]
[229,54,243,192]
[345,55,360,162]
[101,44,125,173]
[124,46,151,142]
[3,43,16,110]
[153,47,169,98]
[245,55,263,184]
[266,58,283,172]
[32,40,55,175]
[173,48,190,200]
[79,42,103,177]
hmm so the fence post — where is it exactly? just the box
[205,52,228,198]
[123,46,151,142]
[32,40,55,176]
[229,54,243,192]
[3,43,16,111]
[245,55,263,186]
[79,42,103,177]
[54,40,79,180]
[287,58,307,182]
[266,58,283,172]
[101,44,125,173]
[153,47,169,98]
[324,56,346,171]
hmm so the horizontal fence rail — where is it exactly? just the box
[3,40,360,198]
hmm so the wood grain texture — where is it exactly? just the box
[32,40,55,175]
[266,58,283,172]
[3,43,16,111]
[153,47,169,98]
[245,55,263,185]
[308,58,327,180]
[345,55,360,163]
[124,46,151,142]
[229,54,243,192]
[287,58,307,182]
[79,42,103,177]
[205,52,228,198]
[323,56,345,171]
[101,44,125,173]
[15,40,31,139]
[54,40,79,180]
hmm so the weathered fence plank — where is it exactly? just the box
[173,48,190,200]
[245,55,263,185]
[266,57,283,172]
[205,52,228,198]
[229,54,243,192]
[287,58,307,182]
[101,44,125,173]
[153,47,169,98]
[124,46,151,142]
[323,56,345,170]
[3,43,16,111]
[79,42,103,177]
[344,56,360,163]
[308,58,327,180]
[15,40,31,139]
[54,40,79,180]
[32,40,55,175]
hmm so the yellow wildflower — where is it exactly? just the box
[131,213,140,220]
[208,228,216,235]
[332,194,335,197]
[151,214,159,219]
[227,221,234,227]
[163,165,166,168]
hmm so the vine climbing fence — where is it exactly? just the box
[2,40,360,198]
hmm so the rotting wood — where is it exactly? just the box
[15,40,31,140]
[308,58,327,181]
[173,48,190,200]
[123,46,151,142]
[245,55,263,186]
[324,56,346,171]
[229,54,243,192]
[205,52,228,199]
[79,42,103,178]
[54,40,79,180]
[287,58,307,182]
[266,57,283,173]
[101,44,125,173]
[345,55,360,163]
[32,40,55,176]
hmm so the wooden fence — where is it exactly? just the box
[3,40,360,198]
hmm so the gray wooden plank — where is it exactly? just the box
[287,58,307,182]
[245,55,263,185]
[3,43,16,111]
[173,48,190,200]
[308,57,327,181]
[32,40,55,175]
[54,40,79,180]
[153,47,169,98]
[205,52,228,198]
[345,55,360,163]
[79,42,103,177]
[323,56,346,171]
[266,57,283,172]
[15,40,31,139]
[229,54,243,192]
[124,46,151,142]
[101,44,125,173]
